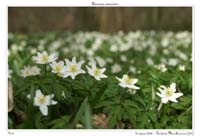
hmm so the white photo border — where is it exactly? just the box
[1,1,199,136]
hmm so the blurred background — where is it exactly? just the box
[8,7,192,33]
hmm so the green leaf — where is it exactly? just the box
[35,113,46,129]
[48,115,70,129]
[147,111,157,123]
[137,112,148,128]
[124,106,137,127]
[72,80,87,90]
[91,84,107,107]
[134,96,146,109]
[71,97,88,128]
[84,103,92,129]
[123,100,140,110]
[108,105,122,128]
[94,100,116,109]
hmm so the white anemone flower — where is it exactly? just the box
[34,90,57,116]
[156,83,183,104]
[32,51,58,64]
[21,66,40,78]
[50,61,65,76]
[63,57,85,79]
[116,75,140,90]
[86,63,107,80]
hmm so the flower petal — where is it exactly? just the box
[39,105,48,116]
[128,85,140,90]
[173,92,183,99]
[169,97,178,103]
[156,92,164,98]
[170,83,176,92]
[161,97,169,104]
[116,76,123,83]
[51,100,58,105]
[131,78,138,84]
[72,57,76,63]
[65,59,70,65]
[35,89,43,98]
[101,68,106,73]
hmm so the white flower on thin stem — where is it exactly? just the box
[156,83,183,104]
[86,63,107,80]
[63,57,85,79]
[34,90,57,116]
[32,51,58,64]
[50,61,65,76]
[116,75,140,90]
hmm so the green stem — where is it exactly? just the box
[157,102,163,112]
[91,77,97,97]
[120,88,127,104]
[44,64,47,75]
[30,85,35,103]
[93,78,97,89]
[151,84,155,105]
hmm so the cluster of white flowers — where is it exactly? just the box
[9,32,191,66]
[32,51,108,81]
[30,50,184,115]
[21,66,41,78]
[8,30,191,116]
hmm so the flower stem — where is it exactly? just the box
[120,88,127,104]
[151,84,155,102]
[93,78,96,89]
[157,102,163,112]
[44,64,47,75]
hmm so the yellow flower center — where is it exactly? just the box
[70,64,77,73]
[94,68,101,76]
[124,76,133,85]
[41,54,49,62]
[55,65,62,72]
[165,87,173,97]
[39,96,46,104]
